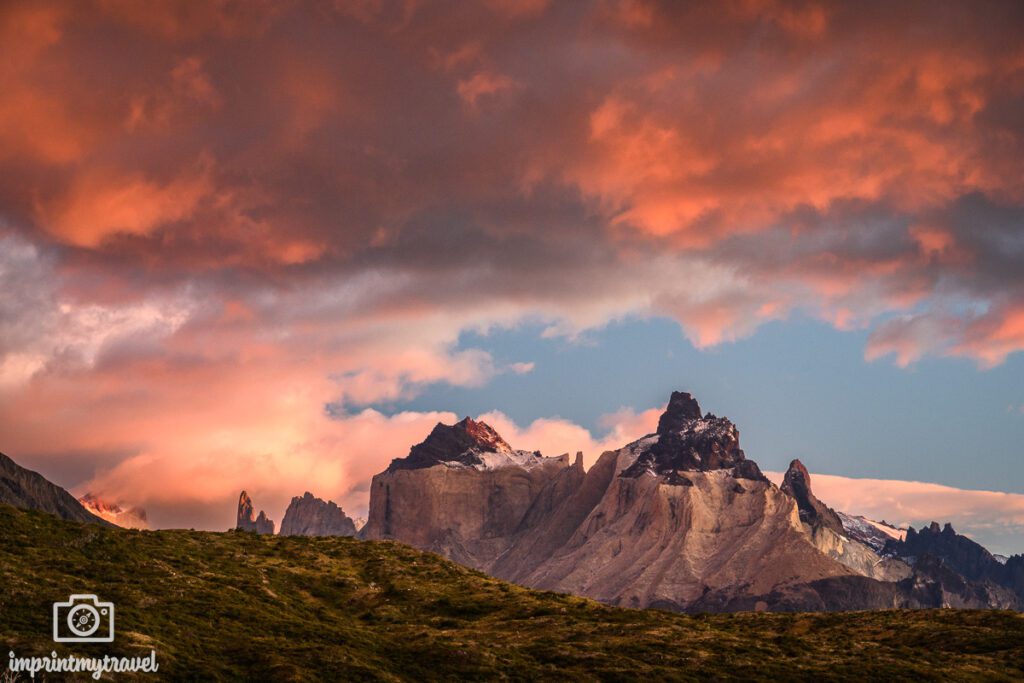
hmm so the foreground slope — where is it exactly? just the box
[0,451,110,526]
[1,506,1023,681]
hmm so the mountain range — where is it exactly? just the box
[2,390,1023,613]
[360,391,1024,612]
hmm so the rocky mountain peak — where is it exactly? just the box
[236,490,274,534]
[455,417,512,452]
[780,459,845,535]
[280,491,357,537]
[78,492,149,530]
[622,391,767,482]
[888,520,1017,590]
[656,391,703,434]
[783,458,811,487]
[388,416,516,471]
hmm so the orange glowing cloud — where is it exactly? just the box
[1,0,1023,531]
[39,163,213,247]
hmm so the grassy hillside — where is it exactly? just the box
[0,506,1022,681]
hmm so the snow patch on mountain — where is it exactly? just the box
[473,449,546,471]
[78,493,149,530]
[837,510,905,552]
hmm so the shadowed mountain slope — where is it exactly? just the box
[0,451,110,526]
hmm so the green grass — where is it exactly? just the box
[0,505,1022,681]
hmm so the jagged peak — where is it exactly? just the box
[780,459,845,535]
[887,519,1006,585]
[280,491,356,537]
[236,489,274,534]
[622,390,766,483]
[388,415,543,472]
[287,491,347,514]
[784,458,810,481]
[452,416,512,453]
[656,391,703,434]
[914,520,960,537]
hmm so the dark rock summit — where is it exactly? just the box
[388,417,515,471]
[0,451,110,526]
[781,459,845,535]
[622,392,766,481]
[656,391,704,433]
[280,492,357,537]
[878,521,1024,609]
[236,490,275,534]
[888,521,1012,585]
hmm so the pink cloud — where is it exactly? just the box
[82,407,456,531]
[457,71,518,109]
[38,160,214,248]
[507,361,535,375]
[0,0,1020,367]
[0,0,1023,538]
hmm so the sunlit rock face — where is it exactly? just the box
[236,490,274,535]
[361,416,579,569]
[78,493,149,530]
[362,392,853,610]
[362,391,1024,612]
[280,492,357,537]
[779,460,912,582]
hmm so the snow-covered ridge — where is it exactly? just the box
[837,510,905,552]
[444,448,549,471]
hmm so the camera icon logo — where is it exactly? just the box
[52,595,115,643]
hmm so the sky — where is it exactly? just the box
[1,1,1023,552]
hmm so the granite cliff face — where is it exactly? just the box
[508,448,850,611]
[780,459,912,583]
[236,490,275,534]
[280,492,357,537]
[361,390,1024,612]
[0,451,110,526]
[364,392,865,611]
[361,417,577,568]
